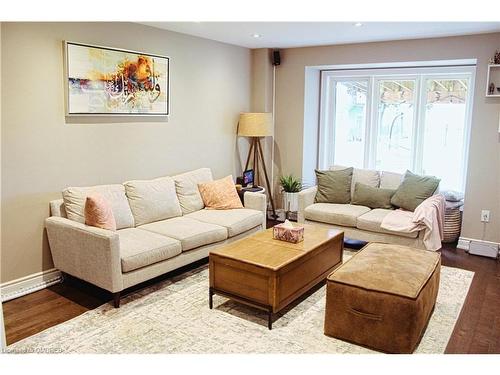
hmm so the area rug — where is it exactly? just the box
[7,251,474,354]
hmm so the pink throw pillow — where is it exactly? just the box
[198,175,243,210]
[84,193,117,231]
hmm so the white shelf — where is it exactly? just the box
[486,64,500,97]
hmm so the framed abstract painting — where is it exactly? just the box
[65,41,170,116]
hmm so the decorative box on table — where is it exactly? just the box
[273,221,304,243]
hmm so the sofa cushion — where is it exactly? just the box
[118,228,182,272]
[124,176,182,226]
[391,170,441,211]
[186,208,263,237]
[380,171,403,190]
[139,217,227,251]
[331,165,380,195]
[356,209,419,238]
[351,183,395,209]
[62,184,135,229]
[304,203,370,227]
[315,168,353,204]
[173,168,213,214]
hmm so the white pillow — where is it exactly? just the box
[173,168,213,214]
[62,184,134,229]
[443,190,464,202]
[330,165,380,198]
[380,171,404,190]
[124,176,182,226]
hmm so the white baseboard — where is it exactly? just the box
[457,237,470,251]
[457,236,500,255]
[1,269,62,302]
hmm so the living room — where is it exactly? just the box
[1,0,500,372]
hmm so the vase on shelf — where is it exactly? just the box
[489,82,495,95]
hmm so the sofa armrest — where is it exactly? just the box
[244,192,267,230]
[45,216,123,293]
[298,186,318,223]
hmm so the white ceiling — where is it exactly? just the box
[141,22,500,49]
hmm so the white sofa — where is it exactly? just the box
[298,166,427,249]
[45,168,267,307]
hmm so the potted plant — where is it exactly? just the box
[279,175,302,213]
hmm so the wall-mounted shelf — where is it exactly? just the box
[486,64,500,97]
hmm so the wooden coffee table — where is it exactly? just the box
[209,224,343,329]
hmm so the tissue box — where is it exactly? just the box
[273,223,304,243]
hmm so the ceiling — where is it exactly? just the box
[141,22,500,49]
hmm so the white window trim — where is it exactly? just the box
[318,63,476,192]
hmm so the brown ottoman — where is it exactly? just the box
[324,243,440,353]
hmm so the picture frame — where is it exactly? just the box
[243,169,255,187]
[64,41,170,116]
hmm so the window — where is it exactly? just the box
[319,65,474,192]
[332,80,368,168]
[375,79,416,173]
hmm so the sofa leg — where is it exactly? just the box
[113,292,121,308]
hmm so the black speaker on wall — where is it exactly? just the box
[272,50,281,66]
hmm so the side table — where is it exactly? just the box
[236,186,265,204]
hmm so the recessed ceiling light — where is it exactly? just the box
[354,22,363,27]
[252,33,262,38]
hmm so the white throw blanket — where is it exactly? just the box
[381,195,445,251]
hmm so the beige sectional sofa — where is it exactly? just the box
[298,166,427,249]
[45,168,267,307]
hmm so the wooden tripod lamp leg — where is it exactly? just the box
[256,138,276,218]
[253,138,259,186]
[244,138,255,172]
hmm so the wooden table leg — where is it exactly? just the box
[209,287,214,309]
[268,310,273,330]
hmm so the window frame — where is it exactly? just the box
[318,65,476,192]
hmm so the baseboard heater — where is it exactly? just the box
[467,240,499,259]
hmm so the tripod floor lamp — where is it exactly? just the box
[238,112,276,218]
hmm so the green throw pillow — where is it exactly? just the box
[390,170,440,211]
[351,183,395,209]
[314,168,353,204]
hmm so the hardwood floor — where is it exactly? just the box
[440,243,500,353]
[3,282,104,345]
[3,237,500,353]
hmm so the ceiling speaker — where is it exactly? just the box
[272,50,281,66]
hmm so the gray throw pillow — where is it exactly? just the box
[351,183,395,209]
[390,170,440,211]
[314,168,353,204]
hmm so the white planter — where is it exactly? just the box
[274,209,287,221]
[282,192,299,212]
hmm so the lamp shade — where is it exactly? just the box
[237,112,273,137]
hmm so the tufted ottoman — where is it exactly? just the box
[324,243,440,353]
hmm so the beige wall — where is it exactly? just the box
[267,32,500,243]
[0,23,3,277]
[1,22,251,283]
[2,25,499,284]
[249,49,276,208]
